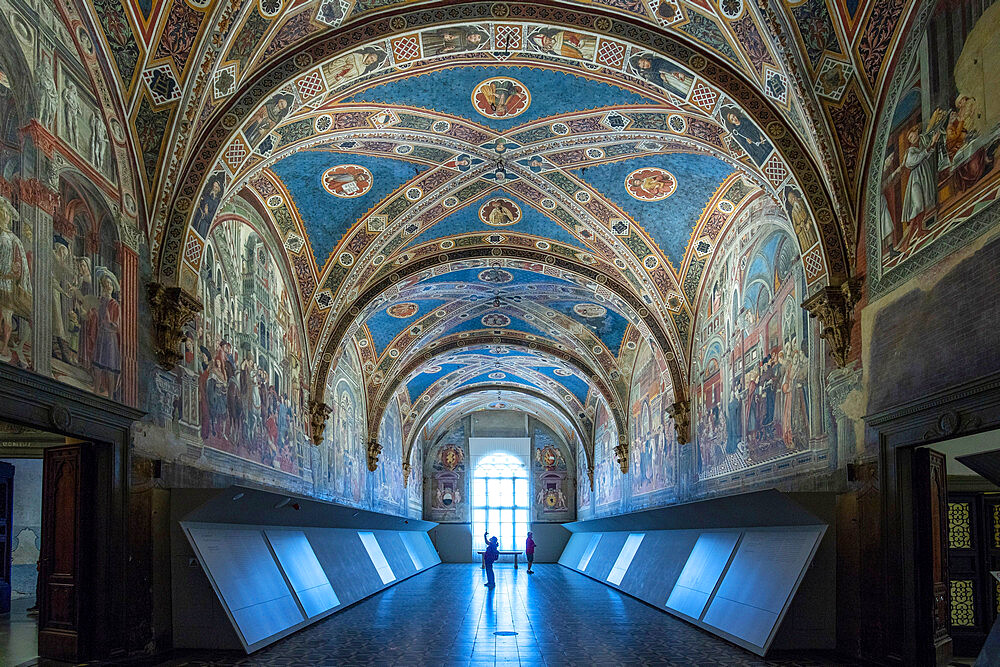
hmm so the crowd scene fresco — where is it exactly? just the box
[193,218,307,475]
[692,205,815,481]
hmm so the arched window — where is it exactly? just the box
[472,452,528,552]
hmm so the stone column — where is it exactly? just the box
[117,240,138,406]
[826,363,862,468]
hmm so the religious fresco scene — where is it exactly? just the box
[1,0,1000,660]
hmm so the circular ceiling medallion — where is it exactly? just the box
[536,241,551,250]
[405,187,422,201]
[554,368,572,376]
[424,365,441,374]
[439,239,455,249]
[574,191,591,203]
[625,167,677,201]
[574,303,608,318]
[322,164,373,198]
[717,199,735,213]
[266,194,283,208]
[387,302,419,318]
[432,120,451,133]
[482,313,511,327]
[479,198,521,226]
[489,372,506,380]
[472,77,530,119]
[443,196,459,208]
[478,268,513,283]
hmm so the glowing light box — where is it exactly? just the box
[265,530,340,618]
[578,533,602,571]
[359,531,396,584]
[186,527,304,650]
[607,533,644,586]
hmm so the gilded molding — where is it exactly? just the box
[147,283,201,369]
[367,438,382,472]
[614,442,629,474]
[667,399,691,445]
[802,275,864,368]
[308,400,331,446]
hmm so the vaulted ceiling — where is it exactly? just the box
[73,0,906,452]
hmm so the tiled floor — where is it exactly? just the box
[160,563,853,666]
[0,597,38,667]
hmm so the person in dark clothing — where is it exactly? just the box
[484,532,499,587]
[526,532,536,574]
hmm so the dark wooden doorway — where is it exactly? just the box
[0,461,12,615]
[37,444,92,662]
[914,448,953,665]
[946,491,1000,657]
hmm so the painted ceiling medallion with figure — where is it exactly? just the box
[387,302,419,318]
[573,303,608,318]
[322,164,373,198]
[479,198,522,226]
[626,167,677,201]
[472,77,530,119]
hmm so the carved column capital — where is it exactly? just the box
[308,400,331,446]
[614,441,629,474]
[403,461,412,487]
[367,439,382,472]
[667,399,691,445]
[802,275,864,368]
[147,283,201,370]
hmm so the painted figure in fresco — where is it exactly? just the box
[50,237,74,363]
[91,268,121,398]
[782,188,819,250]
[478,80,524,118]
[192,173,225,236]
[89,112,108,171]
[245,93,294,147]
[527,28,590,59]
[900,124,941,225]
[423,26,487,56]
[0,199,31,361]
[324,48,384,87]
[629,53,694,99]
[722,107,773,166]
[38,58,59,128]
[61,82,81,146]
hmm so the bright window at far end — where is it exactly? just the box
[473,452,529,553]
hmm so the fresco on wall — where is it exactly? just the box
[49,176,124,400]
[195,218,306,474]
[692,205,819,481]
[408,437,423,518]
[577,439,590,512]
[532,426,574,521]
[875,0,1000,276]
[320,343,366,504]
[628,340,678,505]
[592,399,621,509]
[371,395,405,512]
[1,0,114,179]
[427,421,466,522]
[0,70,31,370]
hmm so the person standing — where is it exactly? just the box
[484,532,499,588]
[526,532,536,574]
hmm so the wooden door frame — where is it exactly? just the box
[0,363,143,660]
[866,370,1000,665]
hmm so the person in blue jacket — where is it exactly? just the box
[484,532,499,588]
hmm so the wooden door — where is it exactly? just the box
[38,444,90,662]
[915,448,953,665]
[0,461,12,614]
